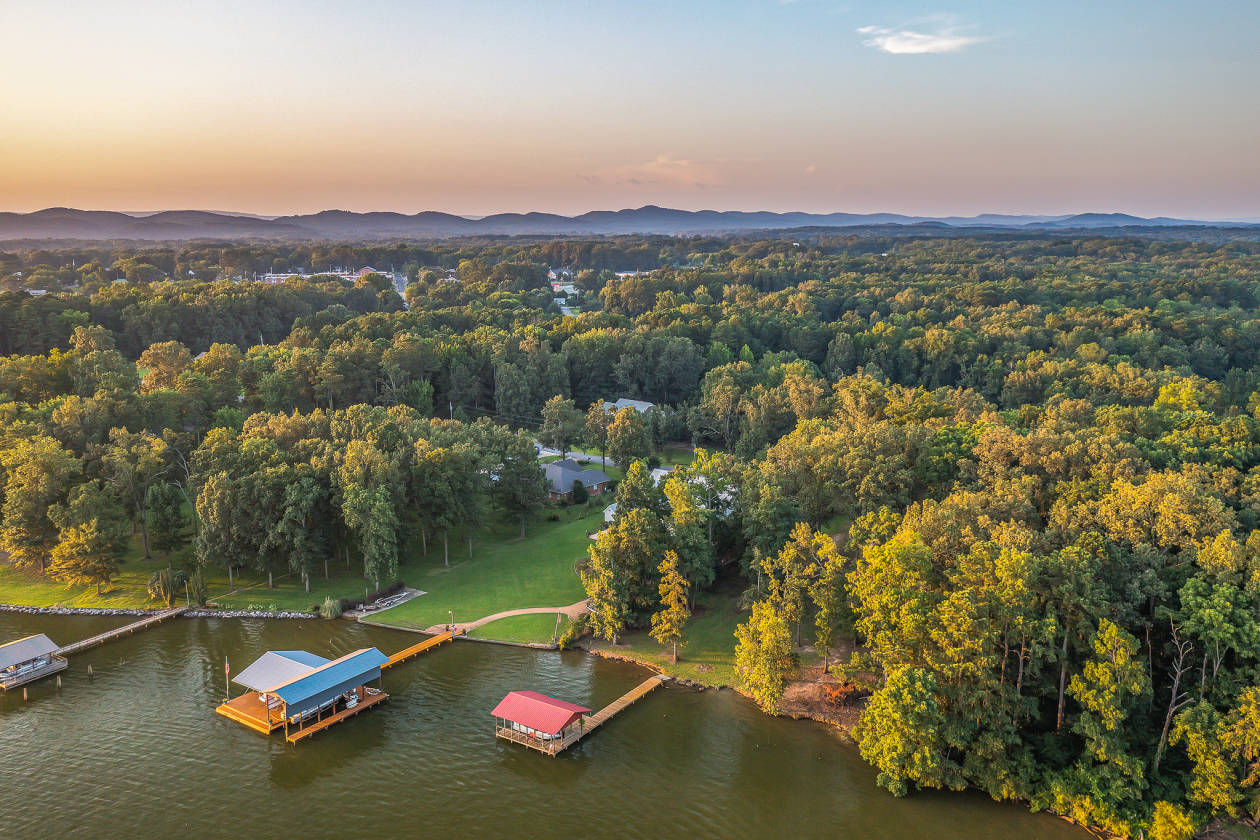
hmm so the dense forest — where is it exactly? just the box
[2,231,1260,839]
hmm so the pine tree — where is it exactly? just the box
[650,551,690,663]
[49,519,124,595]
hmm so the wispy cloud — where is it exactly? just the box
[580,155,724,189]
[857,16,988,54]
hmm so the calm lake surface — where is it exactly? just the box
[0,613,1089,840]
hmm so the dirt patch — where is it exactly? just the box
[778,662,870,734]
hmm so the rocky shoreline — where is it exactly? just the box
[0,603,315,620]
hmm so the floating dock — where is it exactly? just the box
[381,629,458,671]
[55,606,187,657]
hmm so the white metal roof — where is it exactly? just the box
[0,634,59,670]
[232,650,330,693]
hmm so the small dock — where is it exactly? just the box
[56,606,187,657]
[494,675,668,756]
[286,689,388,743]
[381,630,458,671]
[581,675,669,736]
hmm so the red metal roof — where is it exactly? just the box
[490,691,592,735]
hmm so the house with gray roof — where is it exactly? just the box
[544,458,611,500]
[603,397,656,414]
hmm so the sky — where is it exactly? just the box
[1,0,1257,218]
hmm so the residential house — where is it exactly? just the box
[544,458,611,500]
[602,397,656,414]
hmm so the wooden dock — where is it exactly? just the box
[216,691,286,734]
[55,606,187,657]
[0,656,67,691]
[496,675,668,756]
[286,689,388,743]
[380,630,458,671]
[581,675,669,736]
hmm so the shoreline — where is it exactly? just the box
[4,605,1238,839]
[0,603,314,620]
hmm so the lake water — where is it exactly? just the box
[0,613,1088,839]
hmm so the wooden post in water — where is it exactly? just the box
[87,664,94,679]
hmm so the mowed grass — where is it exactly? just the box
[0,536,207,610]
[587,586,745,688]
[469,613,572,645]
[369,504,599,639]
[0,532,386,614]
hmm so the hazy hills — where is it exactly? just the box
[0,206,1252,241]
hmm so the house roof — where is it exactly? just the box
[270,648,389,710]
[544,459,610,493]
[233,650,331,693]
[603,398,656,413]
[0,634,59,670]
[490,690,591,735]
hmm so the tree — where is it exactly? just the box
[137,340,191,393]
[488,430,547,538]
[614,459,667,516]
[606,407,651,468]
[195,471,249,589]
[337,439,405,587]
[734,599,795,713]
[0,435,80,573]
[764,522,835,646]
[1145,801,1196,840]
[582,535,631,644]
[49,519,125,594]
[650,551,690,663]
[1223,687,1260,820]
[539,395,583,457]
[102,428,169,559]
[584,400,612,470]
[266,471,328,592]
[810,546,846,675]
[146,482,190,566]
[413,441,486,566]
[581,507,667,638]
[858,666,958,797]
[148,567,189,607]
[663,473,716,594]
[1172,701,1240,816]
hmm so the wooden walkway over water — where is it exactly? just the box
[55,607,187,657]
[285,690,388,743]
[581,675,669,736]
[380,630,458,671]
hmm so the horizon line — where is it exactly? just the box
[5,205,1259,224]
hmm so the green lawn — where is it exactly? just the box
[368,504,598,640]
[469,613,572,644]
[587,587,745,688]
[0,533,386,614]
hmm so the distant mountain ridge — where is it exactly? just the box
[0,205,1252,241]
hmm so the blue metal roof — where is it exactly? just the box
[272,648,389,711]
[272,650,331,668]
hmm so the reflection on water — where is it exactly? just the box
[0,613,1089,840]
